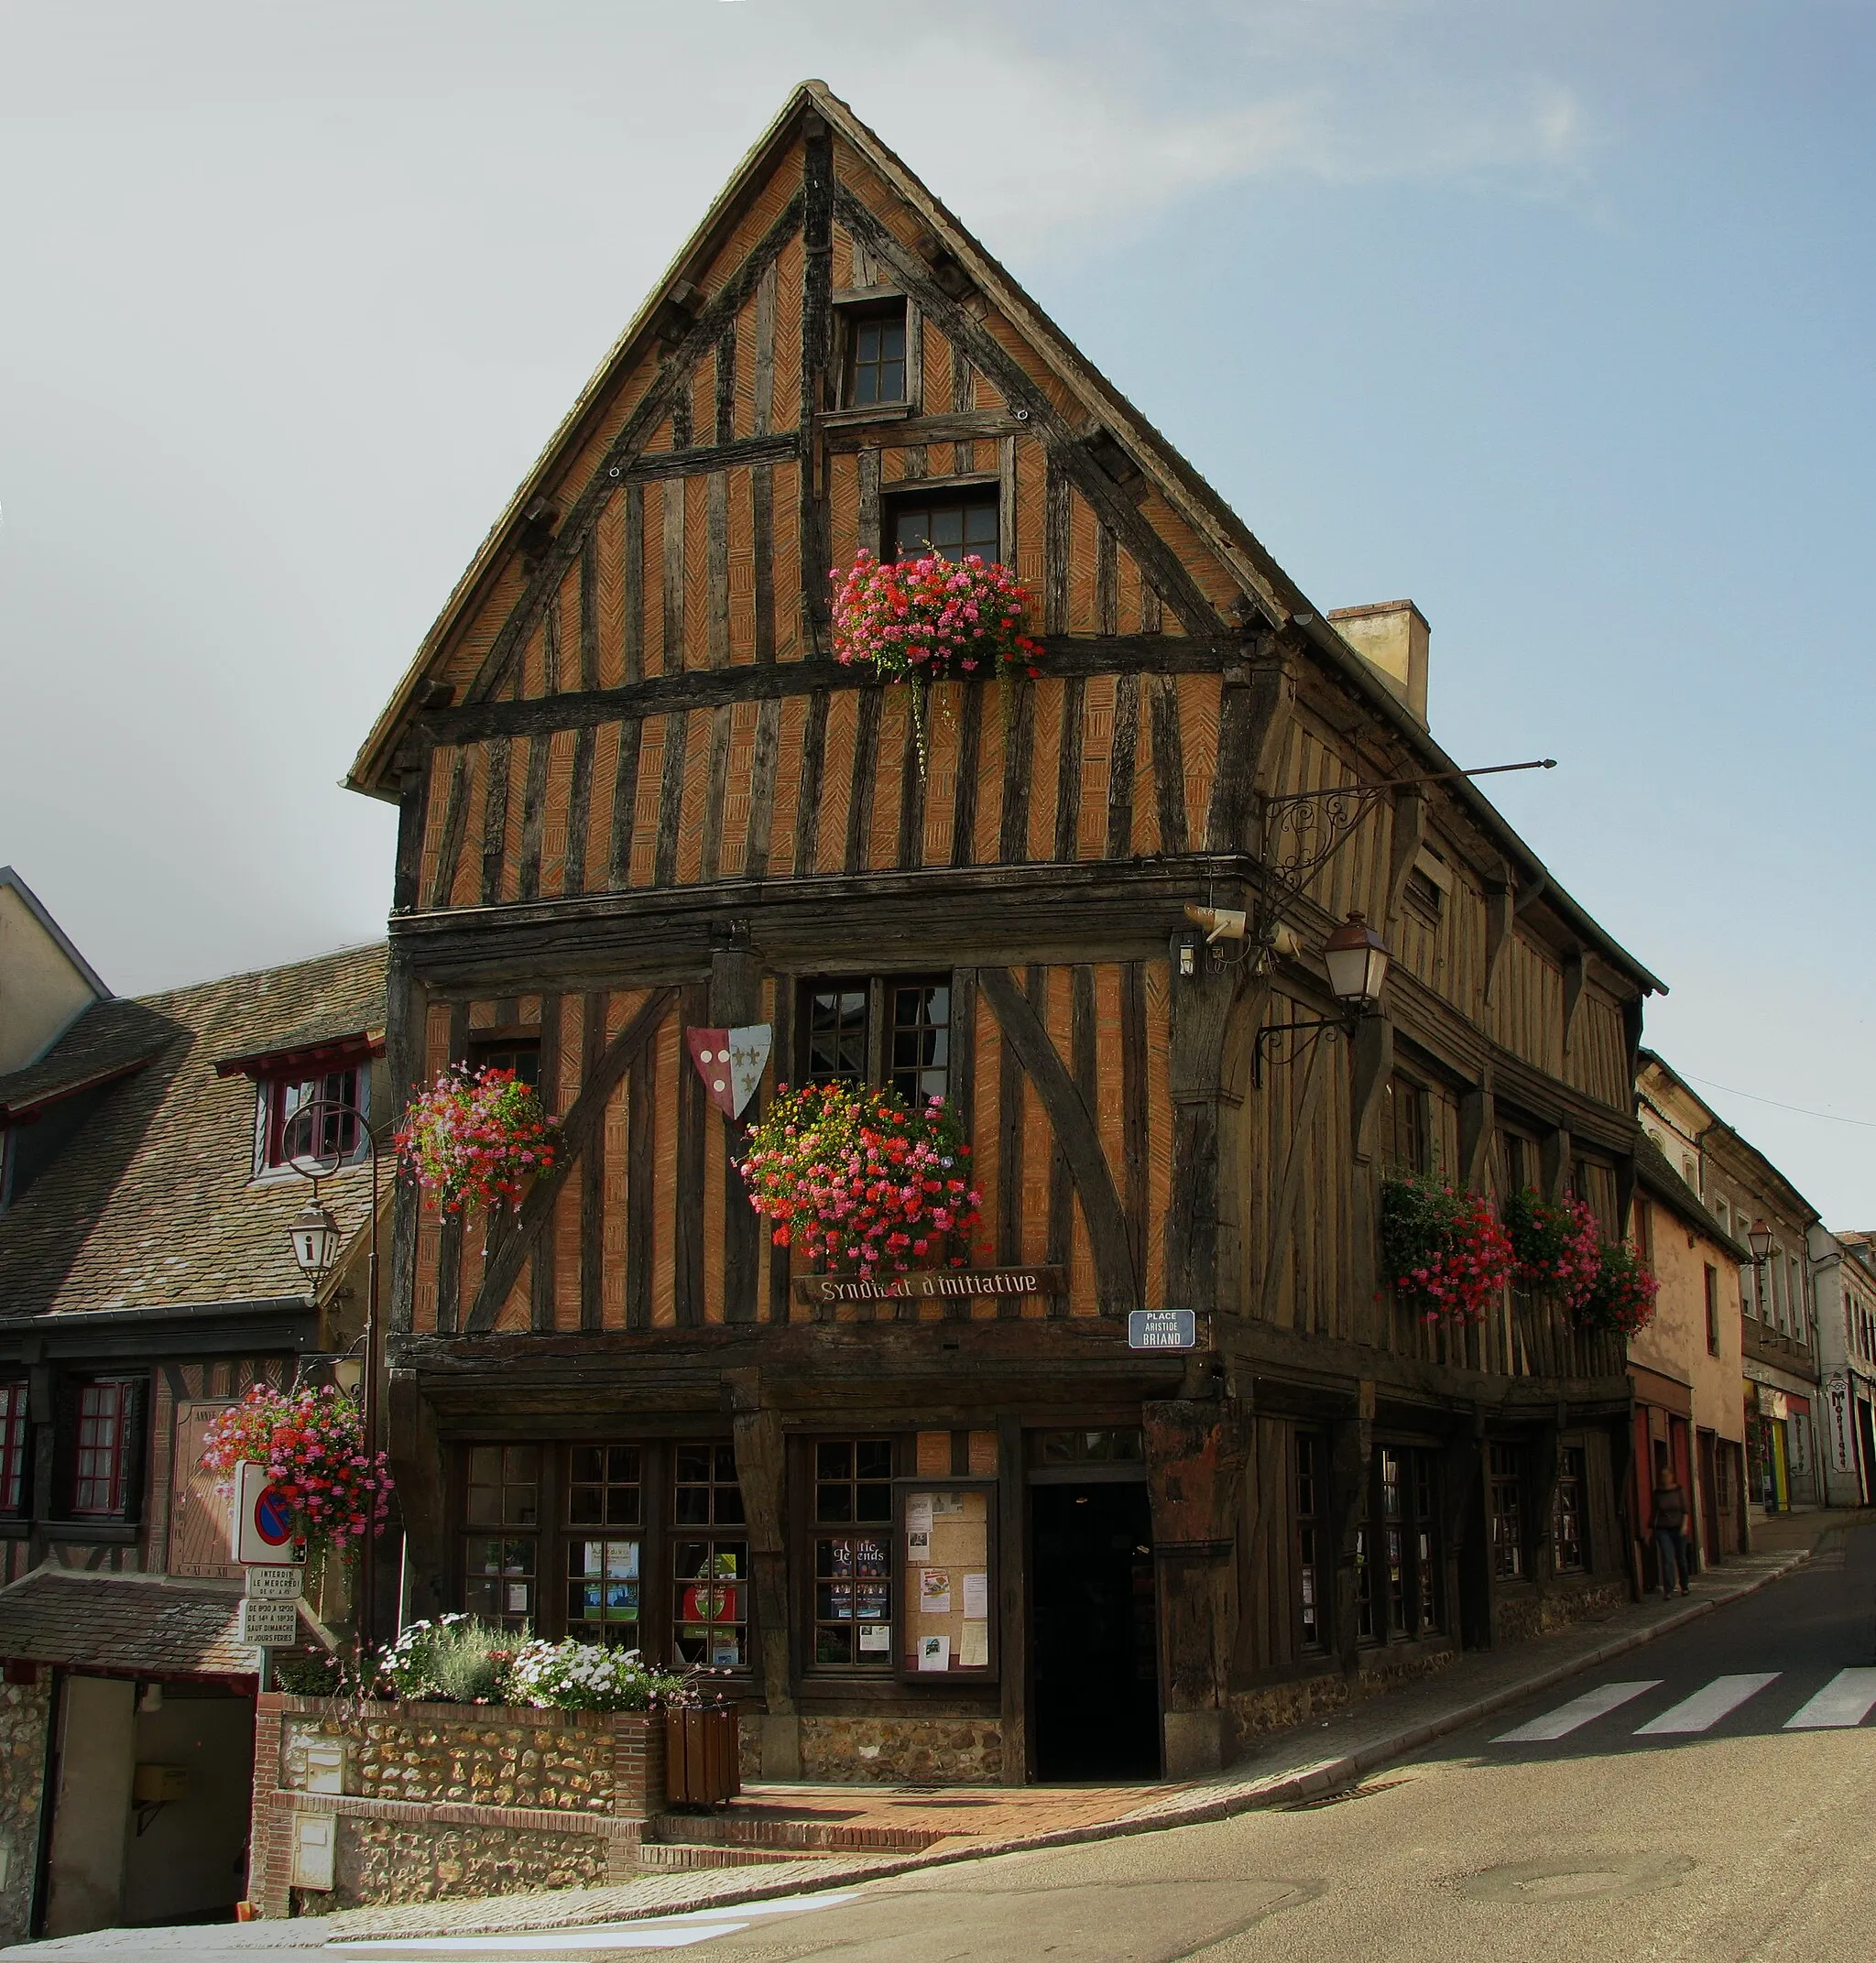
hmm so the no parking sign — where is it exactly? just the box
[232,1459,306,1565]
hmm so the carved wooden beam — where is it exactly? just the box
[977,965,1138,1314]
[464,987,678,1332]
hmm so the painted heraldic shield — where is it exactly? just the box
[685,1025,772,1118]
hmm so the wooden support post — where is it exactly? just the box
[1144,1398,1248,1778]
[1330,1390,1374,1681]
[1347,1014,1394,1348]
[726,1369,797,1778]
[1164,942,1241,1323]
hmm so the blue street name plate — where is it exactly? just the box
[1128,1308,1196,1350]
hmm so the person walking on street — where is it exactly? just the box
[1652,1464,1691,1598]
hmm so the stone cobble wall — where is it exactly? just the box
[283,1705,614,1812]
[1535,1579,1628,1633]
[0,1681,50,1945]
[800,1715,1001,1783]
[1230,1646,1458,1743]
[321,1815,613,1912]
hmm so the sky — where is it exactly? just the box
[1,1,1872,1219]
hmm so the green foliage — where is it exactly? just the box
[376,1614,519,1703]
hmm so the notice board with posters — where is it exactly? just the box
[897,1481,997,1682]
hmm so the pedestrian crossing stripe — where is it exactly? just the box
[1784,1668,1876,1729]
[1492,1680,1661,1742]
[1634,1673,1779,1735]
[1493,1669,1876,1744]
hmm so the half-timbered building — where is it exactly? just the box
[348,82,1665,1784]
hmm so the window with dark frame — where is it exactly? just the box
[1294,1431,1326,1652]
[71,1380,136,1518]
[0,1382,25,1514]
[263,1066,363,1172]
[464,1444,540,1630]
[887,491,998,567]
[1413,1451,1442,1631]
[1041,1429,1144,1465]
[1358,1445,1443,1648]
[672,1443,747,1668]
[1704,1265,1721,1356]
[467,1035,541,1090]
[565,1446,642,1646]
[811,1438,895,1669]
[799,976,953,1105]
[1500,1130,1532,1198]
[1489,1444,1525,1580]
[845,305,907,408]
[1553,1445,1587,1573]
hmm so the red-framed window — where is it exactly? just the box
[261,1066,363,1172]
[0,1383,27,1513]
[71,1380,134,1517]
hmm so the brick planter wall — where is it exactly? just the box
[247,1694,666,1916]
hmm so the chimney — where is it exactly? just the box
[1327,600,1429,727]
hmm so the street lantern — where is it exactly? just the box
[1748,1219,1773,1265]
[288,1198,343,1281]
[1323,911,1391,1014]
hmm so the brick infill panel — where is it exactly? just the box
[278,1791,644,1841]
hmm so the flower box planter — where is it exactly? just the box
[663,1705,739,1808]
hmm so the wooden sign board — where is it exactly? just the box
[794,1267,1065,1308]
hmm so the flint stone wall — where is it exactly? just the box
[250,1693,669,1916]
[0,1681,50,1945]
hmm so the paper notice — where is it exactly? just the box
[919,1568,952,1617]
[906,1496,934,1534]
[958,1621,989,1667]
[858,1623,891,1653]
[907,1529,931,1559]
[962,1570,989,1619]
[918,1634,951,1672]
[931,1491,965,1517]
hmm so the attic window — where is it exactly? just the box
[1403,867,1445,922]
[260,1067,365,1173]
[844,304,907,409]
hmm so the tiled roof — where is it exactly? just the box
[0,943,386,1320]
[0,1566,256,1676]
[1635,1132,1750,1262]
[0,997,172,1118]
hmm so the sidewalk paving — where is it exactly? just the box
[5,1515,1857,1955]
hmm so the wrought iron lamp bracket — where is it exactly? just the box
[1251,1013,1346,1090]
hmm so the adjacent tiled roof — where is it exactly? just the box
[0,1566,256,1676]
[0,997,174,1119]
[0,943,386,1320]
[1635,1132,1751,1262]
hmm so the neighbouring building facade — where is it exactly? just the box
[345,82,1664,1789]
[0,928,386,1941]
[1809,1227,1876,1507]
[1699,1115,1822,1515]
[1626,1115,1750,1577]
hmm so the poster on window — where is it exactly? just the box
[900,1487,993,1678]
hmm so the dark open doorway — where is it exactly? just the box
[1030,1482,1158,1780]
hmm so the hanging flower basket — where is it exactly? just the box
[1379,1172,1515,1326]
[737,1081,983,1275]
[198,1384,393,1558]
[1575,1238,1660,1337]
[1500,1187,1602,1316]
[395,1064,562,1215]
[831,551,1042,685]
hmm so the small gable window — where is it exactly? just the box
[260,1066,365,1172]
[845,304,907,408]
[887,490,998,567]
